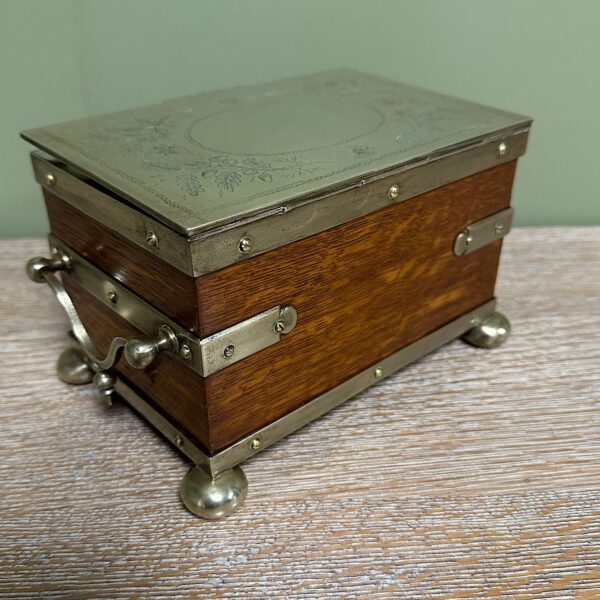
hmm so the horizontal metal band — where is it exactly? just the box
[190,130,528,276]
[454,207,514,256]
[32,127,528,276]
[33,153,193,274]
[49,235,296,377]
[113,298,496,477]
[199,304,296,376]
[113,378,213,472]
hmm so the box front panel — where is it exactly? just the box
[40,160,517,455]
[198,161,517,451]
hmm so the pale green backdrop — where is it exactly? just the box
[2,0,599,237]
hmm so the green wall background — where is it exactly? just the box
[2,0,599,237]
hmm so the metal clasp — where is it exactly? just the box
[453,207,514,257]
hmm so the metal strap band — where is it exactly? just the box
[48,235,297,377]
[113,298,496,477]
[33,127,528,276]
[454,208,514,257]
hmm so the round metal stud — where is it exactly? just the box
[494,223,505,235]
[274,320,286,333]
[146,232,159,248]
[388,184,400,199]
[175,435,184,448]
[45,172,56,186]
[56,347,94,385]
[239,237,253,254]
[107,290,118,303]
[462,312,511,349]
[180,344,192,361]
[223,344,235,358]
[497,142,508,157]
[250,437,262,450]
[374,367,383,378]
[180,465,248,519]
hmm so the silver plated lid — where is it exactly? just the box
[22,69,531,237]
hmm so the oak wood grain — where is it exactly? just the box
[199,162,515,450]
[60,275,210,450]
[1,229,599,598]
[44,190,200,333]
[44,163,516,453]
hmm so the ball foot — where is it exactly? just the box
[463,311,511,349]
[180,465,247,519]
[57,347,94,385]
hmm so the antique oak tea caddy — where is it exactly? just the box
[23,70,531,519]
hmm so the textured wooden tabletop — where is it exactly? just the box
[1,228,599,599]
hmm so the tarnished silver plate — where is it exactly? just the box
[22,69,531,236]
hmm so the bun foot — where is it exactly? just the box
[180,465,248,519]
[57,347,94,385]
[463,311,511,349]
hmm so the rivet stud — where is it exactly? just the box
[494,223,505,235]
[250,437,262,450]
[107,290,118,303]
[497,142,508,157]
[239,237,253,253]
[223,344,235,358]
[274,320,286,333]
[374,367,383,378]
[180,345,191,361]
[388,184,400,199]
[45,173,56,186]
[175,435,184,448]
[146,232,159,248]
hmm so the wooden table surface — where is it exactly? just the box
[1,228,599,599]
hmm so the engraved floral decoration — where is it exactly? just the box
[72,72,509,208]
[177,155,322,197]
[371,93,474,147]
[84,114,326,198]
[146,153,323,198]
[350,144,376,158]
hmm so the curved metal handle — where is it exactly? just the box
[26,253,178,371]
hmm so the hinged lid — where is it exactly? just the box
[22,69,531,238]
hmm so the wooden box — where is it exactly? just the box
[23,70,531,518]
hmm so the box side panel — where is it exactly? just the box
[62,276,210,450]
[44,190,200,334]
[198,161,517,451]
